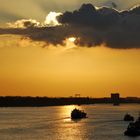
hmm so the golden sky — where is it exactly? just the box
[0,35,140,97]
[0,1,140,97]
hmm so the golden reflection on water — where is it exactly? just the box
[56,105,85,140]
[59,105,83,121]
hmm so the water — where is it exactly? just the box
[0,104,139,140]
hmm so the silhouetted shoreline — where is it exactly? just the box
[0,96,139,107]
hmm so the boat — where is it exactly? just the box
[124,116,140,137]
[124,114,134,121]
[71,108,87,119]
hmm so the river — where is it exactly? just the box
[0,104,139,140]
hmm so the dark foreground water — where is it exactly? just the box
[0,104,140,140]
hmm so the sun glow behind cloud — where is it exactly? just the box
[68,37,76,42]
[63,37,77,51]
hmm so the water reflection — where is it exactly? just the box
[0,104,140,140]
[51,105,88,140]
[59,105,82,121]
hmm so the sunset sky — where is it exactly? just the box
[0,0,140,97]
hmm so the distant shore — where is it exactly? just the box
[0,96,139,107]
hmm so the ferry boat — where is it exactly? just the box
[71,108,87,119]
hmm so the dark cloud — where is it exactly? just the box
[1,3,140,48]
[57,4,140,48]
[0,26,73,45]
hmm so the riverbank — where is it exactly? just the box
[0,96,139,107]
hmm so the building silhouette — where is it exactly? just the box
[111,93,120,105]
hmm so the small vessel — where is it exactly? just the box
[124,114,134,121]
[71,108,87,119]
[124,116,140,137]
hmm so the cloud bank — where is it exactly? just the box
[1,3,140,48]
[7,19,40,28]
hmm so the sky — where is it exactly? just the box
[1,0,140,25]
[0,0,140,97]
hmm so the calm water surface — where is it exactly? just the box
[0,104,140,140]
